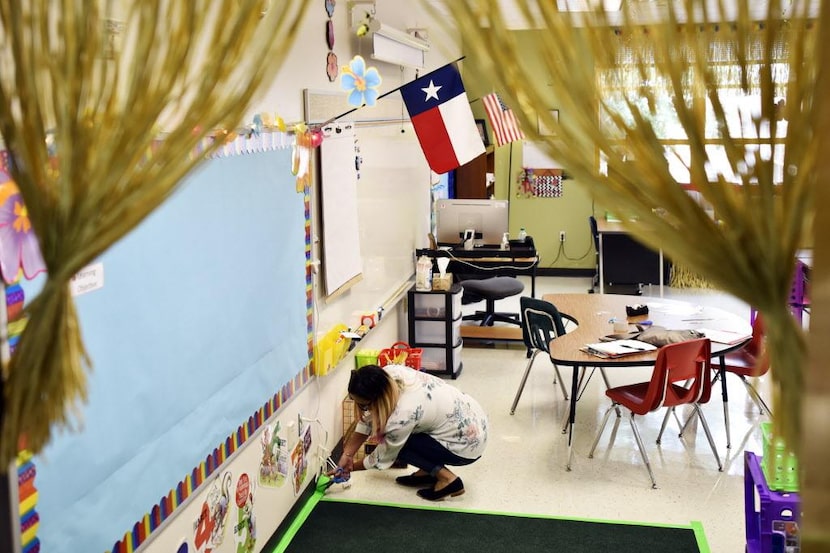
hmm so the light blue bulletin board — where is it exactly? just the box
[25,147,308,553]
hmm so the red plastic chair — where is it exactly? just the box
[588,338,723,488]
[711,315,771,449]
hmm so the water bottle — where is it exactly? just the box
[518,227,527,243]
[501,232,510,250]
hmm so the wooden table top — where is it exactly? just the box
[543,293,752,367]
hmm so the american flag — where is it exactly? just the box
[482,92,525,147]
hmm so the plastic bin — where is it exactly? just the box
[354,349,380,370]
[412,290,461,319]
[414,318,461,346]
[419,342,462,376]
[378,342,423,370]
[745,451,800,553]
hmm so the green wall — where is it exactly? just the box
[466,30,596,271]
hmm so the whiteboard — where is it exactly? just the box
[320,122,363,296]
[314,122,432,335]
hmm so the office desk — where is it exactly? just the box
[596,220,670,296]
[415,245,540,297]
[542,293,752,470]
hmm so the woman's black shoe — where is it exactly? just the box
[395,472,437,487]
[416,478,465,501]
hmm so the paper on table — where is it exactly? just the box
[582,339,658,358]
[699,328,751,345]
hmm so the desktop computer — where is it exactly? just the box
[435,199,509,247]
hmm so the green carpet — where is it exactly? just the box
[271,479,709,553]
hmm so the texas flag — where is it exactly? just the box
[400,64,485,174]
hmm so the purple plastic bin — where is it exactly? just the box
[745,452,801,553]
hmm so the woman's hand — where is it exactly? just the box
[337,453,355,474]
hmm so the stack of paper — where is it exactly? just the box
[582,339,658,358]
[699,328,752,345]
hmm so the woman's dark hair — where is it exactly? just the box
[348,364,390,401]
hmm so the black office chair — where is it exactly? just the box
[589,215,600,293]
[459,276,524,326]
[511,296,576,413]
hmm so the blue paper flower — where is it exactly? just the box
[340,55,382,107]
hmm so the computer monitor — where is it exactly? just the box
[435,199,509,247]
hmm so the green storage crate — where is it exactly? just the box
[354,349,380,369]
[761,422,799,492]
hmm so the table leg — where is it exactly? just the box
[718,355,731,449]
[659,249,664,297]
[531,267,537,298]
[566,364,580,471]
[598,234,605,294]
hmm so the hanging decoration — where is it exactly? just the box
[326,51,339,82]
[340,55,382,107]
[292,124,313,192]
[324,1,338,82]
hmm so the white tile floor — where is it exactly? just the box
[327,277,768,552]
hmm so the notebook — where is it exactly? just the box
[699,328,752,345]
[581,339,658,359]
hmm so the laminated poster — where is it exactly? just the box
[192,471,233,552]
[291,424,313,496]
[232,473,257,553]
[258,421,289,488]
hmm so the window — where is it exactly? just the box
[598,24,797,187]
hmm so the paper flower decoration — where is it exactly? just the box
[340,55,381,107]
[0,172,47,284]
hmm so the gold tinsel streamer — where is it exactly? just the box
[440,0,812,445]
[440,0,826,547]
[670,263,714,289]
[0,0,309,466]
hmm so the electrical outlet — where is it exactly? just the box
[559,230,566,242]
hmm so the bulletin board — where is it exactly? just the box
[26,146,308,553]
[304,88,406,124]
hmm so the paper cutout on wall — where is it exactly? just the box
[258,422,288,488]
[0,153,47,284]
[341,55,382,107]
[192,471,233,552]
[232,473,257,553]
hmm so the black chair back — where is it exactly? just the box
[589,215,599,251]
[520,296,567,354]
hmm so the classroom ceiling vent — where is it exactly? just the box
[350,1,430,68]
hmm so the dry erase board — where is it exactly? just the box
[319,121,363,297]
[315,122,433,333]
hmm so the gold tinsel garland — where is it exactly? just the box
[0,0,309,466]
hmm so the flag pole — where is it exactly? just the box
[317,56,467,128]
